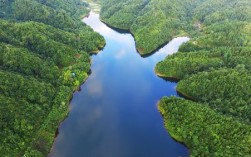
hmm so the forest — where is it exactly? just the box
[0,0,105,156]
[100,0,251,156]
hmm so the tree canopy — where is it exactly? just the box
[0,0,105,156]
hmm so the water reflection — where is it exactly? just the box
[49,12,189,157]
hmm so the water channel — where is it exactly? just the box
[49,12,189,157]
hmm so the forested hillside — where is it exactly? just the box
[100,0,199,55]
[0,0,104,156]
[100,0,251,156]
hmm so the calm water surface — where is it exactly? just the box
[49,12,190,157]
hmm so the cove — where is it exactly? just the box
[49,12,189,157]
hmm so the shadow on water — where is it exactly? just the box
[140,39,186,58]
[49,12,190,157]
[177,90,195,101]
[102,22,131,35]
[100,20,178,59]
[157,76,180,83]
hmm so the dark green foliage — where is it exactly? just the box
[0,95,45,156]
[100,0,150,29]
[0,71,55,105]
[0,42,60,82]
[177,69,251,123]
[12,0,84,30]
[0,0,105,156]
[159,97,251,157]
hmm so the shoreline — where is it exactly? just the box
[48,50,104,156]
[100,14,194,156]
[48,7,191,156]
[176,88,196,101]
[100,17,184,58]
[154,70,181,82]
[49,5,190,156]
[157,101,192,156]
[154,70,196,101]
[47,12,105,155]
[47,73,90,155]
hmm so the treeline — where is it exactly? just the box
[100,0,251,156]
[2,0,88,29]
[158,97,251,157]
[0,0,105,156]
[177,69,251,123]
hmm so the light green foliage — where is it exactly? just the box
[155,51,223,79]
[0,0,105,156]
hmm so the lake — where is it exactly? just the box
[49,12,189,157]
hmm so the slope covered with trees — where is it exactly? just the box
[100,0,251,156]
[100,0,202,55]
[158,97,251,156]
[0,0,104,156]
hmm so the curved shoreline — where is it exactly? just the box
[157,101,192,156]
[176,88,196,101]
[48,29,105,155]
[102,15,195,103]
[100,17,187,58]
[47,75,89,155]
[154,70,181,81]
[154,69,196,101]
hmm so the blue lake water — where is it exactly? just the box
[49,12,189,157]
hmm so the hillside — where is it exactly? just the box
[100,0,251,156]
[100,0,198,55]
[0,0,104,156]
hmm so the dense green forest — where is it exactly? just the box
[158,97,251,156]
[100,0,251,156]
[100,0,197,55]
[0,0,104,156]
